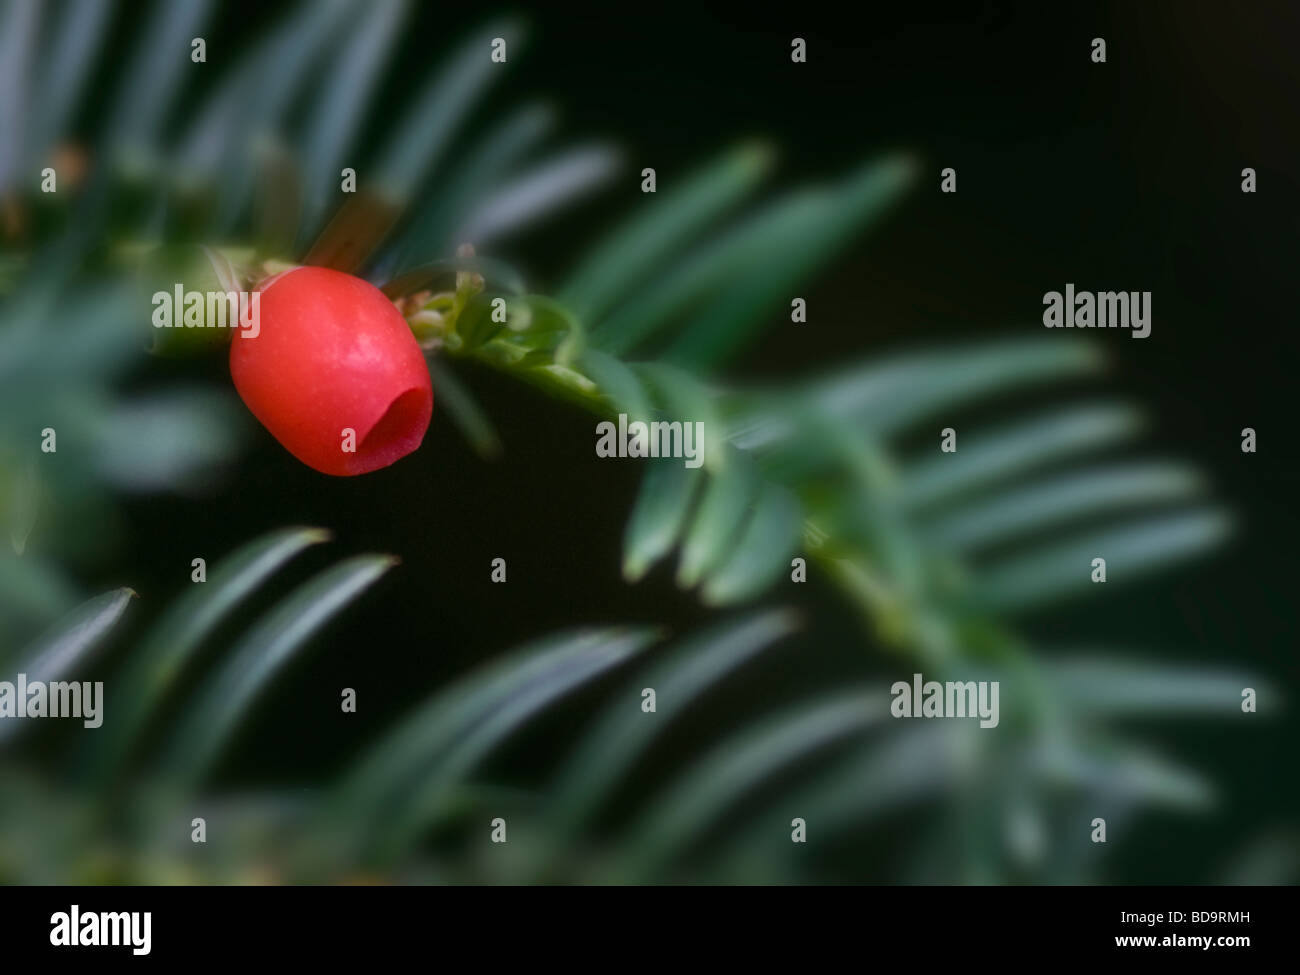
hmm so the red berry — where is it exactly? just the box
[230,266,433,476]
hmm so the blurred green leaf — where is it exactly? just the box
[922,463,1205,551]
[637,362,725,473]
[297,0,406,242]
[1046,656,1263,717]
[1220,831,1300,885]
[578,348,653,423]
[6,452,38,556]
[622,460,703,582]
[902,404,1144,510]
[717,724,957,876]
[813,339,1104,438]
[700,483,802,606]
[559,142,773,324]
[322,628,657,847]
[211,0,356,228]
[662,153,915,371]
[0,552,77,645]
[106,0,213,151]
[0,0,38,191]
[391,103,552,270]
[1041,737,1214,809]
[455,144,620,247]
[366,628,660,862]
[0,587,134,743]
[371,18,522,197]
[30,0,111,167]
[677,450,761,587]
[81,527,330,784]
[94,390,245,492]
[546,610,799,838]
[158,553,395,789]
[591,189,825,357]
[974,508,1233,613]
[611,689,888,879]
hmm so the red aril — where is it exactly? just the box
[230,266,433,476]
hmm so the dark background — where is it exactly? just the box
[88,1,1297,881]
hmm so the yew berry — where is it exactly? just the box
[230,266,433,476]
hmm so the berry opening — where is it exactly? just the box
[346,386,433,476]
